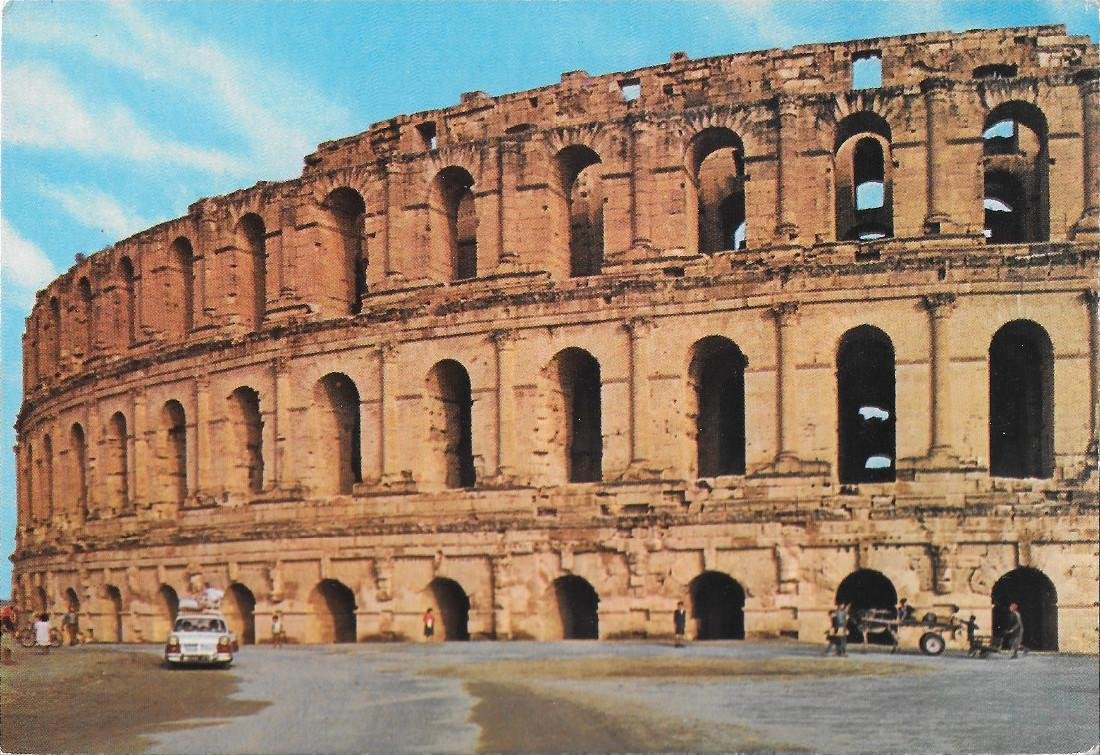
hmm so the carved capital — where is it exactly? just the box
[378,341,399,362]
[1082,289,1099,308]
[921,292,957,317]
[774,94,800,120]
[769,301,799,326]
[920,76,952,96]
[490,329,518,349]
[624,316,653,339]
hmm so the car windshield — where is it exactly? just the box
[174,617,226,633]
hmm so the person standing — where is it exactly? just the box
[271,612,285,647]
[423,608,435,641]
[1002,602,1024,658]
[62,607,78,646]
[34,613,52,655]
[0,611,16,664]
[824,603,848,656]
[673,601,687,648]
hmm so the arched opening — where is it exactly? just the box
[432,167,478,281]
[224,583,257,645]
[228,387,264,494]
[550,348,602,483]
[48,296,61,372]
[161,400,187,504]
[556,146,603,277]
[427,360,475,488]
[689,571,746,639]
[313,374,362,494]
[429,577,470,640]
[168,237,194,338]
[689,336,747,477]
[690,127,747,254]
[991,567,1058,651]
[78,276,94,357]
[105,585,124,642]
[982,102,1048,243]
[836,568,897,644]
[105,412,130,511]
[837,326,896,483]
[325,187,367,314]
[236,213,267,330]
[41,434,54,521]
[989,320,1054,478]
[157,584,179,642]
[119,257,136,346]
[310,579,357,643]
[34,586,48,615]
[552,575,599,639]
[70,423,88,518]
[835,113,893,241]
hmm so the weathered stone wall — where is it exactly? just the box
[13,26,1099,652]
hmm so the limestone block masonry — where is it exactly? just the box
[13,26,1099,651]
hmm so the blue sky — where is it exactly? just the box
[1,0,1097,596]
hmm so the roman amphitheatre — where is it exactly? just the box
[12,25,1098,652]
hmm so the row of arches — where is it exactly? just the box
[60,564,1055,648]
[22,316,1058,523]
[30,99,1064,382]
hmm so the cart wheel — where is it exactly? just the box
[919,632,946,656]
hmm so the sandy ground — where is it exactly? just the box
[0,646,265,753]
[440,656,913,752]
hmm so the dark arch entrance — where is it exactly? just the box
[690,337,747,477]
[689,571,745,639]
[837,326,896,483]
[158,584,179,642]
[992,567,1058,651]
[989,320,1054,479]
[429,578,470,640]
[312,579,357,643]
[553,575,599,639]
[836,569,897,644]
[225,583,257,645]
[105,585,124,642]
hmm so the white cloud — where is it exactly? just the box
[5,2,351,180]
[0,218,58,312]
[36,184,151,240]
[2,63,246,175]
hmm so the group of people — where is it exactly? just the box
[0,607,54,662]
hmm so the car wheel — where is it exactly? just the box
[919,632,946,656]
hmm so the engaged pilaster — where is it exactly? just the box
[921,293,958,461]
[774,96,800,240]
[1073,69,1100,238]
[921,77,952,233]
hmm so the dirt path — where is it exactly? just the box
[0,647,266,753]
[442,655,912,752]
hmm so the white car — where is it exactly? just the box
[164,613,236,668]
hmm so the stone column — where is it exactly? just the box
[194,375,211,497]
[1086,290,1099,457]
[379,343,399,481]
[770,303,800,465]
[132,388,149,508]
[922,293,957,460]
[273,357,294,489]
[624,317,653,472]
[86,400,102,516]
[630,118,653,247]
[921,77,951,232]
[774,95,800,240]
[491,330,517,481]
[1074,69,1100,235]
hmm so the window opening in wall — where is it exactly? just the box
[325,188,367,314]
[48,296,61,370]
[237,213,267,330]
[556,145,603,277]
[989,320,1053,479]
[991,567,1058,651]
[229,386,264,494]
[981,102,1048,243]
[690,571,746,639]
[224,583,257,645]
[433,167,478,281]
[505,123,535,134]
[691,127,746,254]
[78,277,94,356]
[837,326,896,484]
[552,575,599,639]
[835,113,893,241]
[70,423,88,518]
[836,569,897,644]
[169,237,194,336]
[311,579,357,643]
[119,257,136,345]
[690,337,747,477]
[316,373,361,495]
[552,348,602,483]
[429,577,471,640]
[851,52,882,89]
[162,400,187,504]
[428,360,475,488]
[528,96,539,108]
[416,121,438,150]
[618,77,641,102]
[107,412,130,510]
[973,63,1018,79]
